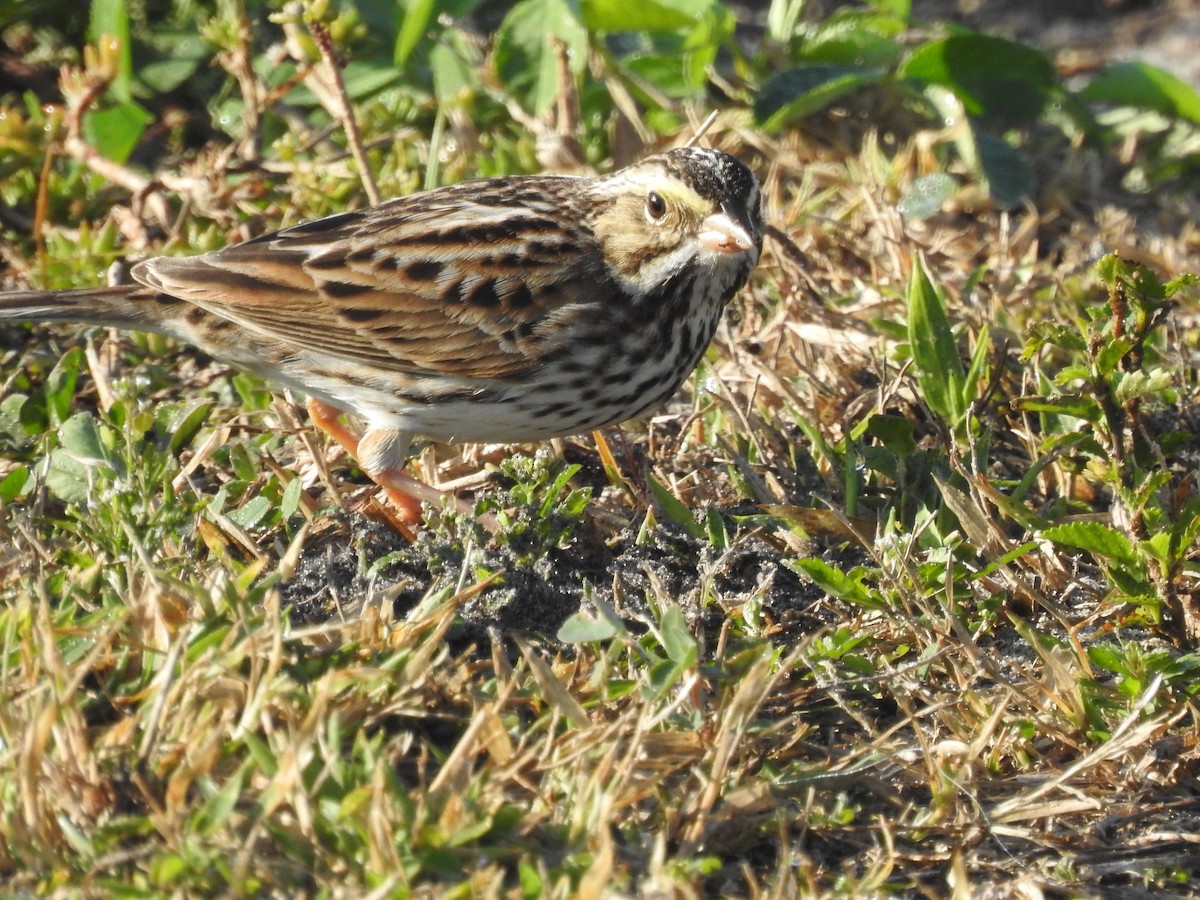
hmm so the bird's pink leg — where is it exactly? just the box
[306,397,424,523]
[306,398,499,531]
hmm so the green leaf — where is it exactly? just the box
[228,444,258,483]
[1169,499,1200,564]
[0,466,28,503]
[1087,643,1129,677]
[46,414,121,504]
[870,0,911,17]
[167,398,213,454]
[860,444,897,480]
[149,853,187,887]
[1080,61,1200,125]
[623,53,699,101]
[1042,522,1137,566]
[754,65,886,131]
[135,28,208,94]
[680,4,734,91]
[961,323,990,413]
[494,0,589,115]
[280,476,304,521]
[1023,389,1101,425]
[446,814,495,848]
[1051,364,1093,387]
[45,347,84,427]
[286,63,402,106]
[0,393,30,441]
[647,657,688,695]
[1140,532,1174,570]
[519,860,544,899]
[138,56,203,94]
[560,593,629,644]
[1114,369,1174,406]
[1095,251,1125,285]
[430,34,477,106]
[340,63,405,101]
[784,558,883,609]
[395,0,437,68]
[17,394,48,437]
[581,0,710,31]
[973,128,1034,207]
[659,603,698,667]
[906,255,965,427]
[900,33,1056,125]
[923,84,1035,205]
[89,0,133,103]
[865,414,916,455]
[539,463,581,518]
[228,495,272,529]
[704,507,730,549]
[561,488,591,519]
[796,14,905,67]
[1126,260,1166,301]
[241,732,278,778]
[82,101,153,164]
[558,610,621,643]
[1095,336,1136,378]
[58,412,106,462]
[897,173,957,220]
[1163,272,1199,300]
[646,474,704,539]
[45,454,92,506]
[1023,322,1088,359]
[193,767,246,837]
[767,0,806,41]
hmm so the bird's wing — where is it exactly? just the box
[134,181,608,381]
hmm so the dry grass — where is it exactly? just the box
[2,10,1200,896]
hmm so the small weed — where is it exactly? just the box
[1019,254,1199,640]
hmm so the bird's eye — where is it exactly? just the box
[645,191,667,221]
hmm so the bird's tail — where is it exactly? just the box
[0,285,165,332]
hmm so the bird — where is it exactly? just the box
[0,146,763,524]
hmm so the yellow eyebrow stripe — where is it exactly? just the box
[619,171,710,212]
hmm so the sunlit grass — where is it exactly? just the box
[1,0,1199,895]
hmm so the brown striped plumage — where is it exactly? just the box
[0,147,763,524]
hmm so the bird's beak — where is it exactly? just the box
[697,203,757,255]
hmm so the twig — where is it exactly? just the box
[57,64,173,231]
[306,18,381,205]
[685,110,720,147]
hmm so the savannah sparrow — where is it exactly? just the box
[0,147,763,522]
